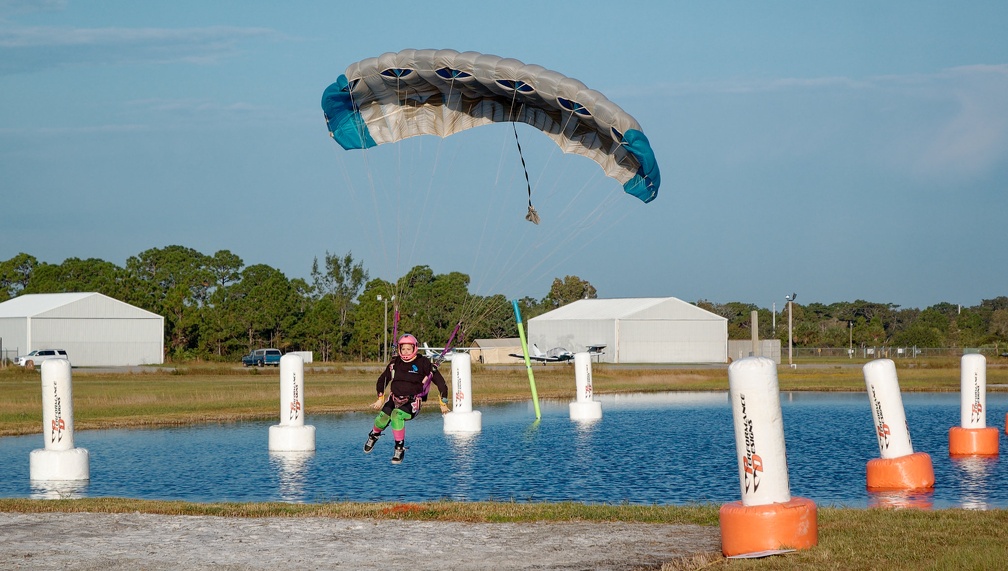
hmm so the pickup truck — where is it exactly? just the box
[242,348,282,367]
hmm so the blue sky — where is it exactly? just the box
[2,0,1006,310]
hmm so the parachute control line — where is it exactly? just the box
[512,122,540,225]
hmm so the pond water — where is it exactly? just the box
[1,392,1007,509]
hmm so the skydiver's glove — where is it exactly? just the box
[439,397,450,414]
[371,394,385,410]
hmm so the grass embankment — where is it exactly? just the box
[0,498,1005,570]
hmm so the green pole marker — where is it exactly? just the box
[512,299,541,420]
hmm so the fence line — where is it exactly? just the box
[791,346,1003,359]
[0,348,19,367]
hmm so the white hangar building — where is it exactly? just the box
[527,297,727,364]
[0,292,164,367]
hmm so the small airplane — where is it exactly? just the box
[422,343,474,363]
[510,344,574,364]
[510,344,607,364]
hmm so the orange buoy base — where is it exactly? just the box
[949,426,999,457]
[719,497,817,557]
[866,452,934,491]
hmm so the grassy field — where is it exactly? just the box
[2,357,1007,570]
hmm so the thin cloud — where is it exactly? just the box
[0,24,281,74]
[0,123,146,136]
[901,65,1008,179]
[0,0,66,20]
[128,98,267,115]
[617,65,1008,181]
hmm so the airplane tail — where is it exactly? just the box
[531,344,545,357]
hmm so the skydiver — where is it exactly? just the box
[364,334,449,464]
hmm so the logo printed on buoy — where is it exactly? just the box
[51,381,65,444]
[454,389,464,406]
[871,385,890,450]
[289,373,301,421]
[971,374,982,424]
[740,394,763,494]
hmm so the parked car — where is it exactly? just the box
[242,348,282,367]
[15,349,70,369]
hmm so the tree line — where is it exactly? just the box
[697,298,1008,352]
[2,248,1006,361]
[0,248,598,362]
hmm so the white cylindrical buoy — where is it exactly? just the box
[569,352,602,421]
[268,354,316,451]
[443,353,481,433]
[727,357,790,505]
[720,357,816,557]
[30,359,89,481]
[960,354,987,429]
[863,359,934,490]
[864,359,914,459]
[949,354,998,456]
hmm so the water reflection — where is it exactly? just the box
[269,451,314,502]
[951,456,997,510]
[446,432,478,499]
[868,489,935,510]
[30,479,89,500]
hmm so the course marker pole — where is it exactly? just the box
[30,359,90,483]
[268,354,316,451]
[719,357,817,557]
[569,352,602,421]
[863,359,935,491]
[949,354,998,456]
[512,300,541,420]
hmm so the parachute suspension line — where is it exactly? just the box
[394,75,408,288]
[513,122,540,225]
[451,134,531,328]
[407,77,456,270]
[532,108,583,205]
[344,87,392,281]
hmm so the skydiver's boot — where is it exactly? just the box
[391,440,406,464]
[363,430,381,453]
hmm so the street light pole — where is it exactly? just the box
[785,293,796,367]
[772,302,776,337]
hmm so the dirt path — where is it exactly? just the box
[0,512,720,570]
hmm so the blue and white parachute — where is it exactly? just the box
[321,49,660,203]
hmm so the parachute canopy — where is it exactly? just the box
[321,49,660,203]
